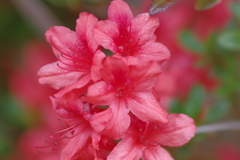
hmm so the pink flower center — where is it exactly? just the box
[113,79,136,102]
[115,26,141,57]
[56,40,95,72]
[138,122,160,146]
[115,82,130,97]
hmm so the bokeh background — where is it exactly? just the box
[0,0,240,159]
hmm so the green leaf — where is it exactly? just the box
[102,47,114,56]
[0,93,27,129]
[195,0,222,10]
[149,0,180,15]
[97,105,108,109]
[217,30,240,52]
[204,100,229,123]
[0,125,12,157]
[179,30,206,54]
[169,100,182,114]
[182,85,206,119]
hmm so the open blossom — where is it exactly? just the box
[34,0,197,159]
[94,0,170,65]
[50,92,112,160]
[107,114,196,160]
[84,57,168,139]
[38,12,105,95]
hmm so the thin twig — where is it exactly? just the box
[10,0,61,35]
[196,121,240,134]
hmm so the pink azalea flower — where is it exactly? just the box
[50,92,112,160]
[107,114,196,160]
[94,0,170,65]
[84,57,168,139]
[38,12,105,95]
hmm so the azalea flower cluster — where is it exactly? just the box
[37,0,196,159]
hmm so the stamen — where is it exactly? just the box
[55,42,94,72]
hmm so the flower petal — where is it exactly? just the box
[91,50,106,82]
[94,20,119,52]
[130,61,161,91]
[128,92,168,123]
[51,92,84,118]
[61,127,92,160]
[107,137,144,160]
[102,100,130,139]
[131,13,159,44]
[138,41,171,61]
[55,74,92,98]
[152,114,196,147]
[113,53,139,66]
[90,108,112,133]
[100,57,129,83]
[142,146,174,160]
[38,62,84,90]
[76,12,98,53]
[91,131,101,150]
[108,0,133,25]
[84,81,115,105]
[45,26,77,56]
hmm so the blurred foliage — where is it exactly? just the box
[170,1,240,159]
[195,0,222,10]
[148,0,180,15]
[0,93,28,158]
[0,1,34,49]
[149,0,224,15]
[180,30,206,54]
[217,29,240,52]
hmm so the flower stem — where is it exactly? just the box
[196,121,240,134]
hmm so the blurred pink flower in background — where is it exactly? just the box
[9,40,56,108]
[18,128,60,160]
[9,40,62,159]
[215,143,240,160]
[140,0,230,99]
